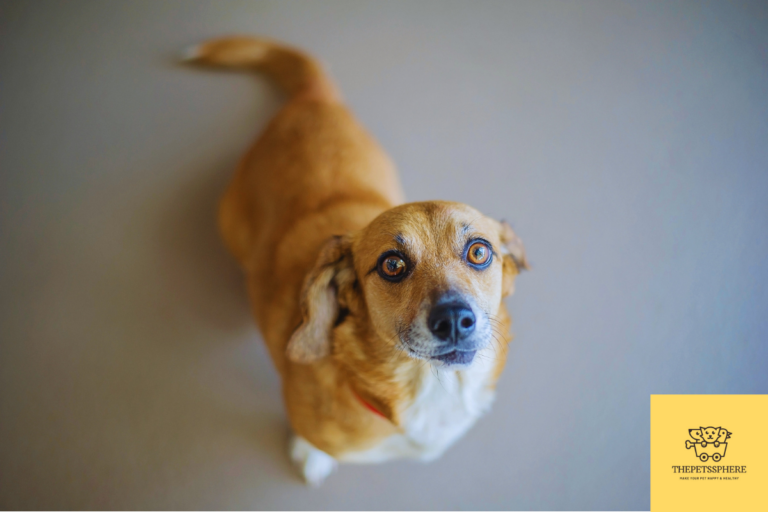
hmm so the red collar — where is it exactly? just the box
[350,386,386,419]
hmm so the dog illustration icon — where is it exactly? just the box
[685,427,731,462]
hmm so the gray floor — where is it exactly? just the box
[1,1,767,510]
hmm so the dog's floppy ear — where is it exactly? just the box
[496,220,529,297]
[286,235,353,363]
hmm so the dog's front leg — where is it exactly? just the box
[288,435,338,486]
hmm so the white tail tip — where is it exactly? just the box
[180,44,202,62]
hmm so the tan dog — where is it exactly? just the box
[184,36,528,486]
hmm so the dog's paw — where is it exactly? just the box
[289,435,338,487]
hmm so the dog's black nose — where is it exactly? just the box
[428,302,475,342]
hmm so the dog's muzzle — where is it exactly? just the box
[428,300,478,365]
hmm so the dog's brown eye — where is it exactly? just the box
[381,255,406,277]
[466,242,491,266]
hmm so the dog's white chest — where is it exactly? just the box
[340,352,497,463]
[401,359,496,459]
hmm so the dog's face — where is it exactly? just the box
[353,202,523,365]
[701,427,721,442]
[286,201,527,367]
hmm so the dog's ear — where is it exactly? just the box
[496,220,529,297]
[286,235,354,364]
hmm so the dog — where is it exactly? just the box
[184,36,528,486]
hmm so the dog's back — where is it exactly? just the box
[186,37,404,369]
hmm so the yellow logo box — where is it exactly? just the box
[651,395,767,511]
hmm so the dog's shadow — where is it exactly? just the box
[154,154,250,332]
[141,88,304,495]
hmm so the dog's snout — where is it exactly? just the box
[428,302,476,342]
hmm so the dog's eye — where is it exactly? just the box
[466,241,491,267]
[378,253,408,281]
[381,256,406,276]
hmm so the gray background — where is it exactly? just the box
[1,0,766,510]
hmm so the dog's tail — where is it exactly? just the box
[182,36,339,101]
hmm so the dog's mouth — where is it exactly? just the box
[402,341,481,366]
[432,349,477,365]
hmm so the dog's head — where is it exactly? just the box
[701,426,721,442]
[286,201,527,367]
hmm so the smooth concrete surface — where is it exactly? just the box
[1,1,767,510]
